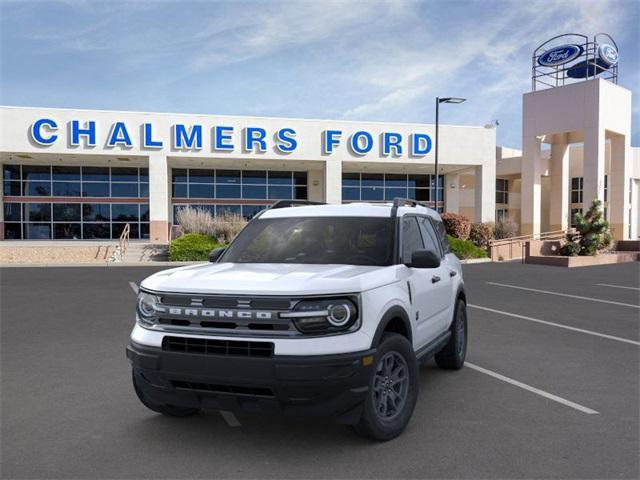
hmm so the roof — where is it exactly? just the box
[259,202,441,220]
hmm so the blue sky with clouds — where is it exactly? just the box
[1,0,638,148]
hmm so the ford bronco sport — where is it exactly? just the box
[127,199,467,440]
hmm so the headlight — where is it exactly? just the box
[136,291,160,326]
[281,297,359,334]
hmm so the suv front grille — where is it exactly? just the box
[171,380,274,397]
[162,336,274,357]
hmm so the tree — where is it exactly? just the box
[560,199,613,256]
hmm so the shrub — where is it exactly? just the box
[169,233,223,262]
[440,213,471,240]
[560,199,613,256]
[448,235,488,260]
[494,217,519,239]
[212,212,248,244]
[176,207,247,244]
[469,222,495,249]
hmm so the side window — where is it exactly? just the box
[432,218,451,254]
[418,217,442,257]
[401,217,424,263]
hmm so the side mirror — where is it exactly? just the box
[209,247,226,263]
[407,249,440,269]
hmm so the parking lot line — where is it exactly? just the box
[487,282,640,309]
[465,362,599,415]
[469,304,640,346]
[220,410,242,427]
[596,283,640,291]
[129,282,139,294]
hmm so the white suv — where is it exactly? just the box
[127,199,467,440]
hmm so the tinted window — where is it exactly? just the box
[224,217,395,266]
[432,218,451,254]
[418,217,442,257]
[52,166,80,181]
[401,217,424,263]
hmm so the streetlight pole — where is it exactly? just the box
[434,97,466,212]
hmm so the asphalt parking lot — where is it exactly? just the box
[1,261,638,479]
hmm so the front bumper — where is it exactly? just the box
[127,341,376,423]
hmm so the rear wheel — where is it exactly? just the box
[434,300,467,370]
[352,333,419,441]
[132,371,200,417]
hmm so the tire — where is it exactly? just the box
[352,333,419,441]
[434,299,467,370]
[132,371,200,417]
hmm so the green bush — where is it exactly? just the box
[560,199,613,256]
[448,235,487,260]
[169,233,224,261]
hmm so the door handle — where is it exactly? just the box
[449,270,457,277]
[431,275,441,284]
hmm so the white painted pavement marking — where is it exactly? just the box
[465,362,599,415]
[469,304,640,346]
[220,410,242,427]
[596,283,640,291]
[129,282,139,294]
[487,282,640,309]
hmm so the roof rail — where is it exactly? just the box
[268,199,326,210]
[390,198,430,217]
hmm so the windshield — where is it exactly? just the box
[222,216,395,266]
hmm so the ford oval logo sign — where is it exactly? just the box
[538,44,583,67]
[598,44,618,67]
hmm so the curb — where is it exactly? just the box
[459,258,492,264]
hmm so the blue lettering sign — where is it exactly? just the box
[275,128,297,153]
[538,44,583,67]
[30,118,58,145]
[143,123,163,148]
[383,132,403,156]
[173,124,203,149]
[71,120,96,147]
[411,133,432,156]
[107,122,133,147]
[214,126,234,151]
[323,130,342,154]
[350,131,373,155]
[244,127,267,152]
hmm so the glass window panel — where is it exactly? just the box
[242,185,267,199]
[4,222,22,239]
[189,169,215,183]
[111,183,139,198]
[53,203,81,221]
[361,173,384,187]
[385,174,407,187]
[173,205,187,222]
[113,222,139,239]
[172,169,188,182]
[216,184,241,199]
[22,165,51,181]
[242,205,267,220]
[437,175,444,188]
[408,188,429,201]
[140,223,149,239]
[402,217,424,262]
[52,166,80,181]
[408,175,428,188]
[3,181,21,196]
[83,223,111,239]
[82,167,110,181]
[54,223,81,239]
[25,181,51,196]
[418,217,442,256]
[342,187,360,201]
[82,182,109,197]
[139,168,149,182]
[217,205,242,216]
[294,186,307,199]
[571,177,580,189]
[24,203,51,221]
[24,223,51,239]
[189,183,215,198]
[571,191,580,203]
[3,165,21,181]
[268,185,293,199]
[268,171,292,185]
[52,182,81,197]
[112,204,139,221]
[4,203,21,221]
[172,183,187,198]
[111,167,138,182]
[293,171,307,185]
[242,170,267,185]
[139,183,149,197]
[342,173,360,187]
[385,187,407,200]
[361,187,384,201]
[83,203,110,221]
[140,204,150,221]
[216,170,241,184]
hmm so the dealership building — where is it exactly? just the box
[0,34,638,245]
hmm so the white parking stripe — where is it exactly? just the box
[220,410,242,427]
[129,282,139,294]
[469,304,640,346]
[596,283,640,291]
[487,282,640,309]
[465,362,599,415]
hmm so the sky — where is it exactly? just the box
[1,0,638,148]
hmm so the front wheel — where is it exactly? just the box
[352,333,419,441]
[434,299,467,370]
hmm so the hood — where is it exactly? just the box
[140,262,402,295]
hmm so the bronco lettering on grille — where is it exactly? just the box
[157,306,273,320]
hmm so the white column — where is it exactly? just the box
[445,173,460,214]
[609,134,631,240]
[148,153,170,244]
[521,135,542,236]
[582,126,606,212]
[474,163,495,223]
[324,160,342,204]
[549,137,570,231]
